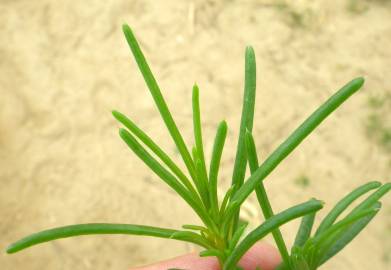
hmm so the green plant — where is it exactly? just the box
[6,24,390,270]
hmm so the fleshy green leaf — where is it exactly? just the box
[209,121,228,216]
[192,147,210,208]
[119,128,213,227]
[312,207,379,254]
[319,202,381,265]
[315,181,381,236]
[112,110,197,195]
[199,249,225,258]
[182,224,208,232]
[228,222,248,251]
[7,223,201,254]
[169,230,212,249]
[231,46,257,231]
[192,84,209,186]
[245,130,289,264]
[224,199,324,270]
[219,185,236,222]
[347,183,390,217]
[122,24,196,180]
[227,77,365,220]
[293,212,316,248]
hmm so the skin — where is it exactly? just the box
[132,243,281,270]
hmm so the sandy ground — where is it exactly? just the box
[1,0,391,269]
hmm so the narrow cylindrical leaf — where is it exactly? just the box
[209,121,228,216]
[112,110,197,195]
[200,249,225,265]
[192,85,208,182]
[219,185,235,219]
[195,156,211,208]
[315,181,381,236]
[199,249,225,258]
[293,212,316,248]
[245,130,259,171]
[224,199,324,270]
[319,202,381,265]
[308,207,379,268]
[182,224,208,231]
[228,222,248,250]
[231,46,257,231]
[313,207,379,247]
[122,24,196,180]
[227,78,365,218]
[191,147,210,208]
[7,223,199,254]
[119,129,212,227]
[347,183,390,217]
[245,130,290,264]
[169,231,212,248]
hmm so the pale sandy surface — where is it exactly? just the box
[1,0,391,269]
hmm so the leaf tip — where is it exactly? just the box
[383,182,391,190]
[380,182,391,196]
[369,181,382,187]
[353,77,365,88]
[245,46,255,56]
[6,243,17,254]
[219,120,228,131]
[112,110,120,119]
[118,128,128,138]
[192,84,199,99]
[122,23,131,33]
[310,198,325,208]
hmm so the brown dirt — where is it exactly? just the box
[1,0,390,269]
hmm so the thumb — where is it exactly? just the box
[131,242,281,270]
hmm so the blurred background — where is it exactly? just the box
[1,0,390,269]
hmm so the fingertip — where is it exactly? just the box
[131,242,281,270]
[238,242,281,270]
[132,253,219,270]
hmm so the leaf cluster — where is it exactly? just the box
[6,24,390,270]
